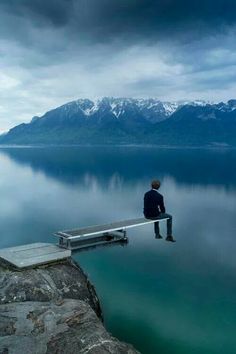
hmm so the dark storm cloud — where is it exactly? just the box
[0,0,73,26]
[1,0,236,44]
[82,0,236,42]
[0,1,236,132]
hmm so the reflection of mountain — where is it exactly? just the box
[1,98,236,146]
[1,147,236,188]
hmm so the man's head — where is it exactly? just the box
[151,179,161,190]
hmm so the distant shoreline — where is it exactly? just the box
[0,143,235,150]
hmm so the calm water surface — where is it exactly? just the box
[0,146,236,354]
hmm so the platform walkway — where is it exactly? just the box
[0,217,170,268]
[54,217,169,250]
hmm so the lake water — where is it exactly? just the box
[0,146,236,354]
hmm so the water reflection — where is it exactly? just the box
[72,239,129,254]
[1,146,236,189]
[0,146,235,354]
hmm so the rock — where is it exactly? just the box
[0,259,139,354]
[0,260,101,318]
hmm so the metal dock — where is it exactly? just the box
[0,217,170,267]
[55,217,169,250]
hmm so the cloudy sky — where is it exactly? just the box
[1,0,236,132]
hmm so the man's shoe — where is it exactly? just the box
[155,234,163,239]
[166,235,176,242]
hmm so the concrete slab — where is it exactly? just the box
[0,243,71,269]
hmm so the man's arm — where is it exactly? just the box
[160,195,166,213]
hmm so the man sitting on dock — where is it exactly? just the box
[144,180,176,242]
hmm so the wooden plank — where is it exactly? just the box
[55,217,169,240]
[0,243,71,269]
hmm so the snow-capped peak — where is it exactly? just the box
[43,97,236,125]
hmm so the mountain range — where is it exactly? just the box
[1,97,236,146]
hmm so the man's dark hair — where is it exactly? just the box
[151,179,161,189]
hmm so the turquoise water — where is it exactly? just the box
[0,146,236,354]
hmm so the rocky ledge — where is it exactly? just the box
[0,259,139,354]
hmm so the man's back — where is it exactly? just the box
[143,180,175,241]
[143,189,165,218]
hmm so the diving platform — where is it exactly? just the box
[0,242,71,269]
[55,217,169,250]
[0,218,170,268]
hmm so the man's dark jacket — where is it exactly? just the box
[143,189,165,218]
